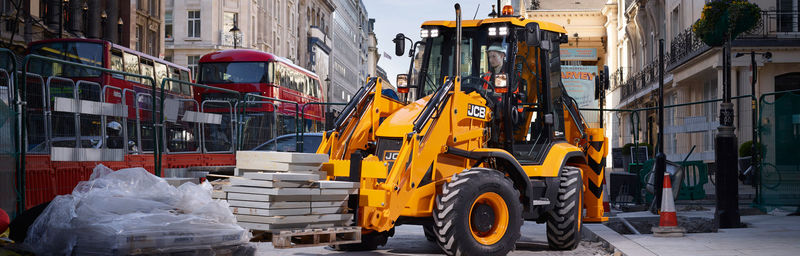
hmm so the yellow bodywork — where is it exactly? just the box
[318,17,608,234]
[316,78,405,160]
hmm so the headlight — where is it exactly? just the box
[420,29,430,38]
[488,27,497,36]
[498,26,509,36]
[396,74,409,93]
[430,29,439,37]
[494,73,508,93]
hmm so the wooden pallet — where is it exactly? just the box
[250,226,361,249]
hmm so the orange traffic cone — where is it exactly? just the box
[652,172,686,237]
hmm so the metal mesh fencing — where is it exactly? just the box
[758,91,800,209]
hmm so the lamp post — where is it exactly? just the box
[117,18,123,45]
[735,51,772,203]
[100,10,107,39]
[81,1,88,36]
[59,0,69,38]
[229,23,240,49]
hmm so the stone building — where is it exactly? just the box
[524,0,800,165]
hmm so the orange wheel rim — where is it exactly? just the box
[468,192,509,245]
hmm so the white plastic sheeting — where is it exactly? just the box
[24,164,249,255]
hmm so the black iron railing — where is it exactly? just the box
[740,11,800,38]
[619,53,671,102]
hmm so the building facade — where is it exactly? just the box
[166,0,260,76]
[329,0,369,104]
[525,0,800,166]
[1,0,164,58]
[166,0,335,82]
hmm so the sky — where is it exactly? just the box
[363,0,500,84]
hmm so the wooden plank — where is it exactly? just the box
[230,178,312,188]
[263,226,362,249]
[223,185,320,195]
[227,200,309,209]
[236,151,329,164]
[230,207,310,216]
[226,193,311,202]
[314,181,359,189]
[242,172,321,181]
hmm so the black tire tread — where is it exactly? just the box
[433,168,522,256]
[546,166,583,250]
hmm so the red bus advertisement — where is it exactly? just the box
[21,38,203,208]
[196,49,325,151]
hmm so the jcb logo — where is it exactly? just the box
[383,151,399,161]
[467,104,486,119]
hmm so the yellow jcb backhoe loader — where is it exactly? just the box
[316,3,608,255]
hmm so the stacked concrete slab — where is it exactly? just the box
[223,151,358,231]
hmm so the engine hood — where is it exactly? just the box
[375,95,431,138]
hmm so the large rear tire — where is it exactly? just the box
[546,166,583,250]
[433,168,523,255]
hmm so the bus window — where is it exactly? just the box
[110,49,125,79]
[123,52,140,83]
[29,41,103,77]
[180,70,191,95]
[140,58,155,87]
[154,62,168,91]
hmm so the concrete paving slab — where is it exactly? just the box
[585,213,800,256]
[223,186,321,195]
[242,171,321,181]
[236,151,329,164]
[227,200,310,209]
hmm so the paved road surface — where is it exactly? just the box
[255,222,610,255]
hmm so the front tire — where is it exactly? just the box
[433,168,523,255]
[546,166,583,250]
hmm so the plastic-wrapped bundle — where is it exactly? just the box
[24,164,250,255]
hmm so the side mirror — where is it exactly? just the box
[525,23,541,47]
[393,33,406,56]
[545,114,554,125]
[603,65,610,90]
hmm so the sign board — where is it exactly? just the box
[561,65,599,123]
[612,148,624,168]
[631,146,649,163]
[560,48,598,61]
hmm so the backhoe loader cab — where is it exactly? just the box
[320,5,608,255]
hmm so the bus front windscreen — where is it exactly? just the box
[199,62,270,84]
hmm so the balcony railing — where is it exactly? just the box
[740,11,800,38]
[618,53,671,102]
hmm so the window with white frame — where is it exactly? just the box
[135,25,142,51]
[187,55,200,78]
[165,11,172,40]
[188,10,201,38]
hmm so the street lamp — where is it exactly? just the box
[117,18,124,45]
[59,0,70,38]
[229,23,240,49]
[100,10,107,39]
[81,1,88,36]
[735,51,772,198]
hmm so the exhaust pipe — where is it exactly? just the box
[454,3,462,78]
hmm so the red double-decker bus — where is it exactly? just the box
[196,49,325,151]
[21,38,205,208]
